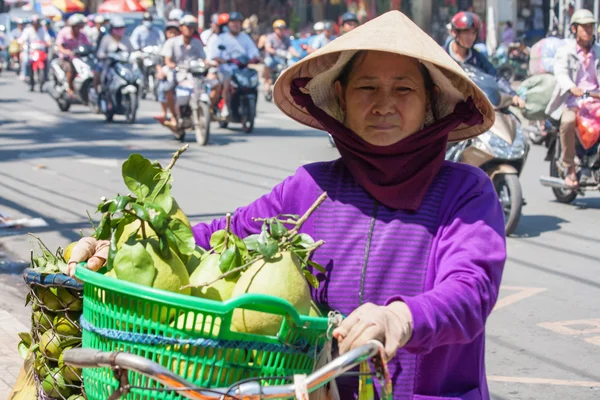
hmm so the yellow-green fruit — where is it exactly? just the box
[58,349,82,382]
[171,199,192,229]
[68,395,86,400]
[33,310,54,333]
[231,252,311,336]
[36,287,62,311]
[41,368,72,398]
[39,330,62,360]
[56,287,82,311]
[173,313,221,336]
[189,254,237,302]
[104,269,117,279]
[309,301,323,317]
[185,246,206,275]
[54,314,81,337]
[34,355,51,379]
[63,242,78,263]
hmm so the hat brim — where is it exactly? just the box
[274,11,495,142]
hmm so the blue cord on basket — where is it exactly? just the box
[80,316,319,355]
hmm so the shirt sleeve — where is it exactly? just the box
[387,169,506,354]
[130,27,141,49]
[243,33,260,59]
[97,35,109,58]
[159,38,173,58]
[205,35,219,60]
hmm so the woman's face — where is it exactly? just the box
[335,51,428,146]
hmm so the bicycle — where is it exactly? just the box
[64,341,392,400]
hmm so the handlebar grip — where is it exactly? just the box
[63,348,104,368]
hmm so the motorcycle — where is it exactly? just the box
[94,52,142,124]
[214,51,259,134]
[171,60,211,145]
[264,50,288,102]
[48,44,97,112]
[131,45,160,101]
[492,39,530,82]
[446,65,529,236]
[26,41,48,92]
[540,90,600,203]
[8,39,20,74]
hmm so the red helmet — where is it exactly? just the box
[217,13,229,25]
[450,11,481,31]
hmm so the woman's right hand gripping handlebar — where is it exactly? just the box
[67,238,109,277]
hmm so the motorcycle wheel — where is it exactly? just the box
[38,69,45,92]
[125,93,138,124]
[549,142,578,204]
[57,97,70,112]
[241,97,256,134]
[29,66,34,92]
[264,88,273,102]
[218,121,229,129]
[495,174,523,236]
[193,103,211,146]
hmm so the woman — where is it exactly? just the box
[69,11,505,399]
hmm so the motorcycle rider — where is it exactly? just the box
[263,19,290,95]
[207,11,259,118]
[131,13,165,50]
[546,9,600,188]
[55,14,90,96]
[307,21,334,53]
[155,21,181,122]
[340,12,359,34]
[445,11,524,109]
[19,15,52,80]
[159,15,207,135]
[84,15,105,48]
[9,18,24,41]
[200,13,219,46]
[168,9,184,23]
[95,16,134,94]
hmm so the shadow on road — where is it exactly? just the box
[572,197,600,210]
[511,215,568,238]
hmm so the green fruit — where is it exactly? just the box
[36,287,62,311]
[33,354,51,379]
[231,252,311,336]
[189,254,237,302]
[185,246,206,275]
[63,242,78,263]
[33,310,54,333]
[171,199,192,229]
[56,288,83,311]
[58,349,82,383]
[39,330,62,360]
[54,314,81,337]
[68,395,86,400]
[41,368,72,398]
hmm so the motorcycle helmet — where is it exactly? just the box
[313,21,325,32]
[67,14,86,27]
[30,15,41,24]
[341,12,358,24]
[571,9,596,26]
[450,11,481,32]
[272,19,286,29]
[94,15,105,24]
[180,15,198,28]
[168,9,184,22]
[229,12,243,22]
[217,13,229,25]
[165,21,180,34]
[110,15,126,30]
[210,13,219,25]
[322,21,333,31]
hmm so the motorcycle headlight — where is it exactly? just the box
[143,58,154,67]
[249,74,259,88]
[474,126,528,160]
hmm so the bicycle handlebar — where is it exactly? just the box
[64,341,384,400]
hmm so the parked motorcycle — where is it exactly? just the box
[8,39,20,74]
[26,41,48,92]
[131,45,160,101]
[48,44,97,112]
[447,65,530,236]
[264,51,288,102]
[93,52,141,124]
[540,91,600,203]
[214,52,259,134]
[171,60,211,145]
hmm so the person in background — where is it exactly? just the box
[263,19,290,95]
[0,25,7,72]
[10,18,24,41]
[19,15,52,80]
[340,12,359,34]
[155,21,181,122]
[502,21,516,46]
[41,19,56,40]
[200,13,219,46]
[85,15,105,48]
[159,15,207,136]
[168,9,184,23]
[55,14,90,95]
[95,16,134,94]
[308,21,334,53]
[131,13,165,50]
[313,21,324,37]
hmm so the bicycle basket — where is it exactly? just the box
[75,265,330,400]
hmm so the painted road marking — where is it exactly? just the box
[488,376,600,388]
[585,336,600,346]
[538,319,600,336]
[494,286,547,310]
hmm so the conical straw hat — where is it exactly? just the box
[274,10,495,142]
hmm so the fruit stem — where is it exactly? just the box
[224,213,232,248]
[166,145,189,170]
[288,192,328,237]
[252,217,297,225]
[306,240,325,259]
[181,255,264,290]
[27,233,54,258]
[86,210,97,231]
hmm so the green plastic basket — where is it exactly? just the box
[75,265,330,400]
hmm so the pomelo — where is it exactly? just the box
[231,252,311,336]
[185,246,206,275]
[189,254,237,302]
[39,330,62,359]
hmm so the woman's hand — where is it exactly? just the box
[332,302,413,361]
[66,237,109,277]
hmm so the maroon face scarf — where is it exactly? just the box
[290,77,484,211]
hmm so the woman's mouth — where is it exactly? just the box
[369,124,396,130]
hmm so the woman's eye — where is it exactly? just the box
[358,86,376,91]
[395,87,412,93]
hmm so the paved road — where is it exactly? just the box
[1,75,599,399]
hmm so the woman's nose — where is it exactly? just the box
[372,91,396,116]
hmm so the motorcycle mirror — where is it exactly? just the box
[218,45,226,50]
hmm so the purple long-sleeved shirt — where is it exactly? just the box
[193,159,506,400]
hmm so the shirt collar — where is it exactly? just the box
[448,39,472,63]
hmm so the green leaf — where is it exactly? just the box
[209,230,227,252]
[159,235,171,259]
[270,219,287,240]
[98,199,115,213]
[130,203,149,221]
[18,342,29,360]
[110,196,130,214]
[146,205,169,234]
[95,214,111,240]
[166,219,195,256]
[57,260,69,275]
[303,270,319,289]
[243,234,260,252]
[113,214,137,247]
[18,332,32,347]
[308,260,327,274]
[113,242,156,287]
[219,245,242,273]
[230,234,249,260]
[257,230,278,259]
[296,233,315,249]
[149,171,173,213]
[122,154,162,200]
[106,229,119,271]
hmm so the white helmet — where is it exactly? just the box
[67,14,86,27]
[168,9,184,21]
[110,15,126,29]
[313,21,325,31]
